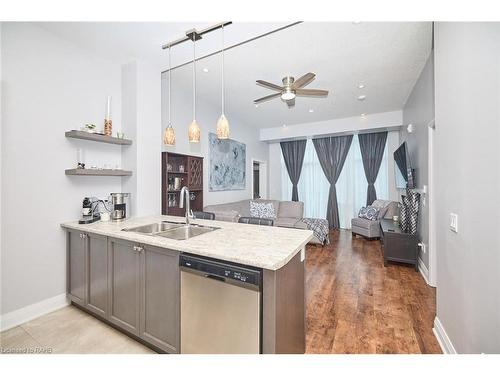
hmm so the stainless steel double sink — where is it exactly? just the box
[122,221,219,240]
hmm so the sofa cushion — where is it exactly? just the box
[351,217,380,230]
[249,201,277,219]
[278,201,304,219]
[211,210,240,222]
[371,199,392,219]
[274,217,301,228]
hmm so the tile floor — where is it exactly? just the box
[0,306,154,354]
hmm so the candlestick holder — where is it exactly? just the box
[104,119,112,136]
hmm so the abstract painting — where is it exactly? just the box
[209,132,246,191]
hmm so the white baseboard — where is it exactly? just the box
[433,316,457,354]
[0,293,69,332]
[418,257,431,286]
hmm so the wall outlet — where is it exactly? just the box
[450,213,459,233]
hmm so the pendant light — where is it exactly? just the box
[188,37,201,143]
[216,24,230,139]
[163,47,175,145]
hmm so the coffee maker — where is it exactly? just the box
[109,193,130,221]
[79,197,101,224]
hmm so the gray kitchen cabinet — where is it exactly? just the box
[86,233,108,318]
[108,237,141,336]
[67,230,87,306]
[66,231,180,353]
[139,244,179,353]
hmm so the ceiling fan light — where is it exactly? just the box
[281,90,296,101]
[163,124,175,146]
[188,120,200,143]
[216,114,230,140]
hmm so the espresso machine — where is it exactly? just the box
[79,197,101,224]
[109,193,130,221]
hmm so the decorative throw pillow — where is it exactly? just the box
[358,206,380,221]
[249,201,276,219]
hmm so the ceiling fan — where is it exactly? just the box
[254,72,329,108]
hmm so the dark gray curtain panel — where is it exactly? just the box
[358,131,388,206]
[280,139,307,201]
[312,135,353,229]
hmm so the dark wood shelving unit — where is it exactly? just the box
[161,152,203,217]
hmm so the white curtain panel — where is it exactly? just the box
[281,137,389,229]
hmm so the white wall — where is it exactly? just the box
[1,23,123,315]
[268,143,282,200]
[122,61,162,217]
[434,22,500,353]
[401,51,434,269]
[260,110,403,142]
[161,76,269,206]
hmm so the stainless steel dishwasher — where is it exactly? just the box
[179,254,262,354]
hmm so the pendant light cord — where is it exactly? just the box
[193,38,196,120]
[221,24,225,116]
[168,47,172,127]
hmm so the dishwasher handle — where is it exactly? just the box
[205,274,226,283]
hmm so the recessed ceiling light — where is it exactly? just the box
[352,21,362,25]
[308,109,314,113]
[202,67,209,73]
[358,83,365,89]
[358,95,366,101]
[361,113,366,118]
[254,104,259,108]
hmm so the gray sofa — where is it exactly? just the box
[203,199,323,244]
[351,199,398,239]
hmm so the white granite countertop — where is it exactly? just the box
[61,215,313,271]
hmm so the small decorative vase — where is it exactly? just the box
[104,119,112,136]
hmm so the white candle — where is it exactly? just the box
[105,96,111,120]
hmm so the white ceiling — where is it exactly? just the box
[35,22,292,68]
[165,22,433,128]
[36,22,432,129]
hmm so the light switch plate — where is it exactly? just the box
[450,213,458,233]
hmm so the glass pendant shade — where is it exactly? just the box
[216,114,230,139]
[163,124,175,145]
[188,120,200,143]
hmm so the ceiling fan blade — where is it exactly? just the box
[254,92,281,104]
[256,80,283,91]
[292,73,316,89]
[295,88,329,97]
[286,98,296,109]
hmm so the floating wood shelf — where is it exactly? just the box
[65,168,133,176]
[65,130,132,145]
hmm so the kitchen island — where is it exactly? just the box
[61,215,313,354]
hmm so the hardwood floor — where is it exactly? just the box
[2,229,440,354]
[305,230,441,354]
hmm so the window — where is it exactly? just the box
[281,136,388,228]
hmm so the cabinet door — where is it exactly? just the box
[67,230,86,306]
[108,238,141,335]
[140,245,179,353]
[187,156,203,190]
[86,233,108,318]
